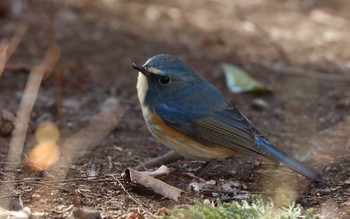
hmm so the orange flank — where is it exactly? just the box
[149,112,236,160]
[151,113,188,140]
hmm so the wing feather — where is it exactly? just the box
[156,102,266,156]
[154,102,324,182]
[192,114,266,156]
[192,112,323,181]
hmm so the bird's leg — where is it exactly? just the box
[194,159,218,176]
[135,151,183,171]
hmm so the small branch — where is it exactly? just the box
[31,97,125,209]
[57,97,125,172]
[53,67,64,128]
[260,61,350,82]
[0,45,60,208]
[0,23,28,77]
[201,188,237,195]
[112,175,150,209]
[2,64,30,74]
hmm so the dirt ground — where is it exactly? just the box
[1,0,350,218]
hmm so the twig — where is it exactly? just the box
[0,175,121,184]
[201,188,237,195]
[111,175,150,209]
[32,97,125,208]
[54,67,64,128]
[0,45,60,208]
[0,23,28,77]
[56,97,125,171]
[35,181,71,193]
[260,61,350,82]
[0,170,18,179]
[252,190,297,195]
[2,64,30,74]
[52,204,74,214]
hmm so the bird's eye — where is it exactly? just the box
[159,76,171,85]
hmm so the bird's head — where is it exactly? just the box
[133,54,201,105]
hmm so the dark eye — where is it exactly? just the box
[159,76,171,85]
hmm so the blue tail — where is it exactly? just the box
[256,136,324,182]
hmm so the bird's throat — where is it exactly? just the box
[136,73,149,106]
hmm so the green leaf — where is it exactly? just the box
[221,63,272,94]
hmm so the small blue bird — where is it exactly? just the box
[132,54,323,182]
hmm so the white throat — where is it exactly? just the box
[136,72,148,106]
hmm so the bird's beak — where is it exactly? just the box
[132,63,150,77]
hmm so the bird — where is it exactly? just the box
[132,54,323,182]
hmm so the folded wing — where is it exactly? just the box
[155,102,323,182]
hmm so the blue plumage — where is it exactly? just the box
[134,54,324,182]
[255,136,323,182]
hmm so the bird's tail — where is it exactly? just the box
[256,136,324,182]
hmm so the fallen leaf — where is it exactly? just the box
[221,63,272,93]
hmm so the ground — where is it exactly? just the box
[0,0,350,218]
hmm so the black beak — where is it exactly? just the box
[132,63,150,77]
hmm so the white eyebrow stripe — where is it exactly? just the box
[147,67,162,75]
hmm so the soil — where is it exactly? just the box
[1,0,350,218]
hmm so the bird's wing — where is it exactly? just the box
[155,102,265,156]
[155,102,324,182]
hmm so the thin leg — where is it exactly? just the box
[135,151,183,171]
[195,159,217,176]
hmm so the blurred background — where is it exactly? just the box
[0,0,350,217]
